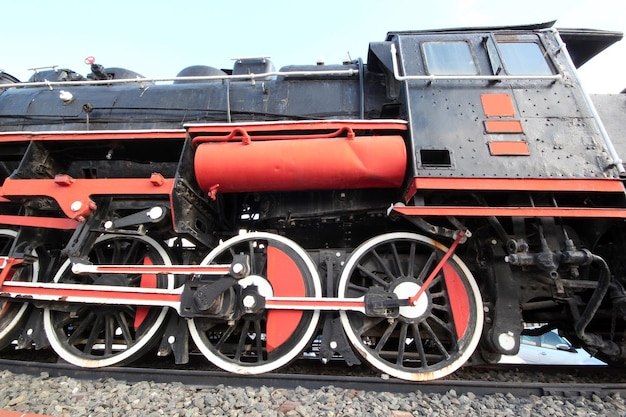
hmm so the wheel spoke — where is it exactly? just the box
[121,240,137,265]
[111,241,123,264]
[427,313,455,338]
[338,232,483,381]
[188,232,321,375]
[356,264,390,287]
[83,315,103,354]
[396,322,408,365]
[422,320,451,360]
[374,319,398,354]
[214,323,237,351]
[93,246,107,266]
[234,320,251,362]
[67,312,96,345]
[43,234,173,368]
[407,242,416,278]
[115,312,134,346]
[347,282,369,296]
[390,243,404,277]
[372,249,397,281]
[416,251,438,283]
[412,323,428,367]
[105,316,114,355]
[428,275,443,291]
[254,319,263,362]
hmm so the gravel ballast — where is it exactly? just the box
[1,370,625,417]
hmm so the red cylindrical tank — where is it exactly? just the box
[194,135,407,193]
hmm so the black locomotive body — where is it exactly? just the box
[1,22,625,381]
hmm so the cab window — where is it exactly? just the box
[423,41,478,75]
[497,42,554,75]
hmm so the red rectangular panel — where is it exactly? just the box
[484,120,524,133]
[481,94,516,117]
[489,141,530,155]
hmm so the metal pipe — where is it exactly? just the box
[574,255,624,357]
[357,58,365,119]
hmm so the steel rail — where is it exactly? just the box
[0,356,623,397]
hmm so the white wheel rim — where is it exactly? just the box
[338,232,483,381]
[188,232,321,374]
[0,229,39,343]
[43,234,173,368]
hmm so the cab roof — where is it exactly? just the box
[386,21,622,68]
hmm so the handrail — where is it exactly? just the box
[191,126,357,146]
[389,43,562,82]
[0,68,359,90]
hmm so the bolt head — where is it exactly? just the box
[232,263,244,275]
[148,206,164,220]
[243,295,256,308]
[498,332,516,351]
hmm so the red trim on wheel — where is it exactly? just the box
[135,256,157,329]
[266,245,305,352]
[442,262,470,339]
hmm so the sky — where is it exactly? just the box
[2,0,625,93]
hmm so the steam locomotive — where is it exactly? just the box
[1,21,625,381]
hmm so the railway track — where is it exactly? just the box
[1,350,625,399]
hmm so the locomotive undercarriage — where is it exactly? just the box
[2,182,626,381]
